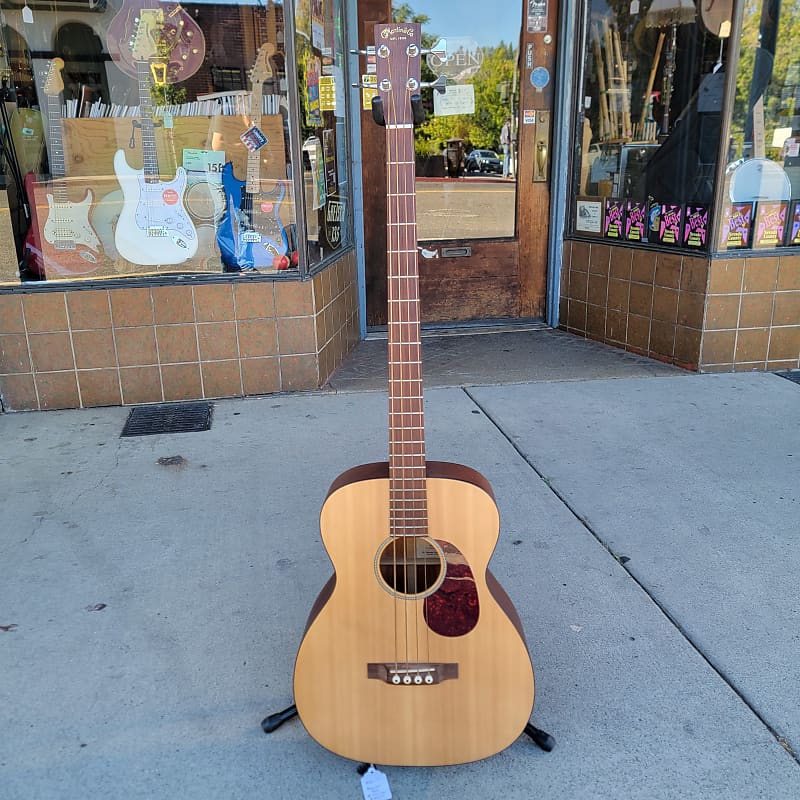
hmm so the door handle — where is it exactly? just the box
[532,110,550,182]
[536,141,548,176]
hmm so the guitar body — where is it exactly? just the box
[107,0,205,82]
[23,173,103,278]
[294,461,535,766]
[217,162,289,270]
[113,149,198,265]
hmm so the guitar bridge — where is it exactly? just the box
[367,662,458,686]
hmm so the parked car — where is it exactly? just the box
[465,149,502,174]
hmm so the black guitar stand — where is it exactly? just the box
[261,703,556,753]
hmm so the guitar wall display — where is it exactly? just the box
[113,9,198,266]
[216,43,292,271]
[107,0,205,82]
[292,23,535,767]
[24,58,103,279]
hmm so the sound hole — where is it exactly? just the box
[376,537,445,599]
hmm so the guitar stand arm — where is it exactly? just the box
[261,701,555,753]
[524,722,556,752]
[261,703,297,733]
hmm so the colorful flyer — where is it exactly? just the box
[648,201,661,241]
[719,203,754,249]
[658,204,682,245]
[603,199,625,239]
[304,54,322,127]
[239,125,268,152]
[753,201,788,248]
[625,201,647,241]
[789,201,800,246]
[683,205,709,249]
[319,75,336,112]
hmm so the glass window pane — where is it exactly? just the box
[0,0,350,284]
[394,4,520,241]
[718,0,800,251]
[570,0,727,250]
[294,0,353,266]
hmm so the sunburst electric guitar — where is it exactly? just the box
[293,23,535,767]
[24,58,103,278]
[113,9,198,266]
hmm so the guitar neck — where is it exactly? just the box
[386,122,426,534]
[245,86,264,195]
[44,92,68,201]
[136,61,160,180]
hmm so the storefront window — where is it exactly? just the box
[0,0,353,284]
[717,0,800,251]
[570,0,728,250]
[294,0,353,264]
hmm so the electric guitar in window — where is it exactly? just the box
[292,23,535,766]
[113,9,198,266]
[216,43,290,271]
[24,58,103,278]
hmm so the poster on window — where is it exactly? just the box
[625,201,647,242]
[305,54,322,127]
[752,201,788,248]
[603,199,624,239]
[683,206,708,249]
[719,203,754,249]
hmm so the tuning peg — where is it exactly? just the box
[421,75,447,94]
[421,38,447,59]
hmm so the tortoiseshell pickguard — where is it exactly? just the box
[423,540,479,637]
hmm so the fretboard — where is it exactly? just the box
[245,85,264,195]
[44,92,68,203]
[386,121,426,537]
[136,61,160,182]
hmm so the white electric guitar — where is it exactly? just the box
[24,58,103,278]
[113,9,197,265]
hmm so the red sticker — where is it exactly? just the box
[162,189,179,205]
[260,201,274,213]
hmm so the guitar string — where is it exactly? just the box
[385,47,401,673]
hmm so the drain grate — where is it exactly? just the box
[775,370,800,386]
[121,402,214,437]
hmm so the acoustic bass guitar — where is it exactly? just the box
[293,23,535,767]
[24,58,103,278]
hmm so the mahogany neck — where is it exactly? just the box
[386,122,426,536]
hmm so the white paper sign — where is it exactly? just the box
[360,765,392,800]
[433,84,475,117]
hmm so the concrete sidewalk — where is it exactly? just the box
[1,370,799,799]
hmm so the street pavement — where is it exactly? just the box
[1,363,799,799]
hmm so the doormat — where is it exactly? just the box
[121,401,214,437]
[775,370,800,386]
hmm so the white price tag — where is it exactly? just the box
[360,765,392,800]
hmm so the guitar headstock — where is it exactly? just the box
[249,43,275,87]
[42,58,65,97]
[374,23,422,126]
[130,8,166,63]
